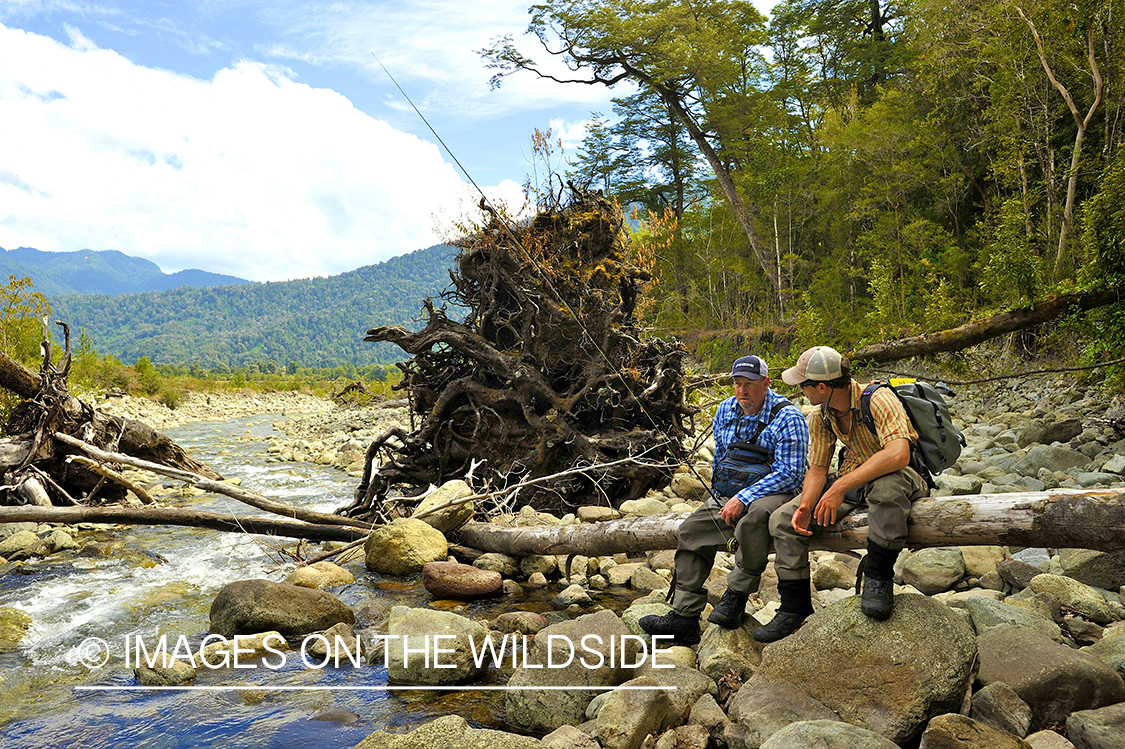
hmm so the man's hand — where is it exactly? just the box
[791,503,813,536]
[720,496,747,526]
[813,483,847,527]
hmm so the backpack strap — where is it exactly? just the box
[858,382,887,438]
[748,398,792,444]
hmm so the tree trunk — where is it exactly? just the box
[0,505,367,543]
[851,282,1124,364]
[0,352,221,480]
[457,489,1125,556]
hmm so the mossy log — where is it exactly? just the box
[457,489,1125,556]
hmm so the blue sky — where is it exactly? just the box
[1,0,774,282]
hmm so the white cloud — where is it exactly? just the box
[0,21,499,281]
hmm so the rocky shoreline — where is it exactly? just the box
[3,374,1125,748]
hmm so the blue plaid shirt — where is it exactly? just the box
[712,388,809,505]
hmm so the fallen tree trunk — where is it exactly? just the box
[851,282,1125,365]
[0,351,220,480]
[458,489,1125,556]
[0,505,368,543]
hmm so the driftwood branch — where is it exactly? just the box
[851,283,1125,364]
[54,433,374,530]
[458,489,1125,556]
[0,505,367,543]
[65,455,156,504]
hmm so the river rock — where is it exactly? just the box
[1084,627,1125,678]
[1028,574,1124,625]
[999,559,1045,591]
[1065,701,1125,749]
[936,474,984,495]
[0,606,31,651]
[422,561,502,599]
[134,655,197,687]
[1012,445,1089,476]
[1024,730,1077,748]
[303,622,363,664]
[1019,419,1084,448]
[285,561,355,590]
[727,680,840,747]
[695,619,762,681]
[520,554,558,578]
[209,579,355,637]
[963,595,1065,642]
[577,506,621,523]
[364,518,447,575]
[385,605,489,685]
[959,546,1007,579]
[594,674,676,749]
[411,479,475,534]
[1102,453,1125,475]
[748,594,977,744]
[917,714,1034,749]
[631,565,668,592]
[506,609,640,734]
[976,624,1125,732]
[619,498,669,516]
[970,681,1033,737]
[0,530,39,557]
[757,719,899,748]
[670,474,709,502]
[473,552,520,577]
[353,714,544,749]
[491,611,550,636]
[902,547,966,595]
[552,583,594,608]
[1059,549,1125,591]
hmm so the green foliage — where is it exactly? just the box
[1082,152,1125,278]
[1,275,51,365]
[979,198,1043,308]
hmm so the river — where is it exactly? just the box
[0,414,532,748]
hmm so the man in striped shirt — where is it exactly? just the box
[752,346,930,643]
[639,354,809,645]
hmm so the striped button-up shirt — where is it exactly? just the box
[712,388,809,505]
[808,380,918,474]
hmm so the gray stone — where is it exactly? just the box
[918,714,1034,749]
[748,595,978,744]
[353,714,544,749]
[727,681,841,748]
[552,584,594,608]
[964,596,1066,643]
[606,563,642,586]
[976,625,1125,732]
[577,506,621,523]
[473,553,520,577]
[209,579,355,638]
[1025,730,1077,749]
[971,681,1033,737]
[902,547,966,595]
[521,555,559,578]
[619,498,670,516]
[813,559,857,590]
[695,619,763,681]
[1012,445,1090,476]
[1058,549,1125,592]
[687,693,730,740]
[670,474,709,502]
[385,606,488,685]
[505,609,639,734]
[411,479,475,534]
[593,675,675,749]
[1102,453,1125,475]
[1065,701,1125,749]
[936,474,984,495]
[364,518,448,575]
[1084,627,1125,679]
[631,566,668,592]
[1076,472,1120,487]
[1000,559,1046,590]
[541,724,599,749]
[491,611,551,636]
[1019,419,1084,448]
[758,719,899,748]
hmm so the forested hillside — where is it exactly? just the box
[49,245,457,369]
[486,0,1124,366]
[1,247,248,296]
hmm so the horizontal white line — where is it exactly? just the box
[75,685,678,692]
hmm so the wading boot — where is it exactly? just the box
[752,578,813,643]
[638,610,701,646]
[859,540,899,621]
[707,589,750,629]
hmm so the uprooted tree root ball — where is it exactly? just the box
[341,188,697,520]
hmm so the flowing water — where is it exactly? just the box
[0,414,549,748]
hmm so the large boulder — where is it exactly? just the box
[1018,419,1083,448]
[727,681,841,748]
[959,546,1008,579]
[593,675,676,749]
[1058,549,1125,594]
[384,605,489,685]
[1011,445,1089,476]
[411,480,476,534]
[970,681,1033,738]
[1028,574,1125,625]
[748,594,977,744]
[209,579,355,637]
[976,624,1125,732]
[506,609,641,734]
[364,518,448,575]
[1084,627,1125,679]
[963,596,1066,643]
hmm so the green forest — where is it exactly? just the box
[48,245,457,370]
[483,0,1124,369]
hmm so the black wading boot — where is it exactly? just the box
[639,610,701,645]
[752,579,813,643]
[707,588,750,629]
[860,540,899,620]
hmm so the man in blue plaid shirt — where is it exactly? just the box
[640,354,809,644]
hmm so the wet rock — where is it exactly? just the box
[422,561,502,600]
[209,579,355,638]
[748,595,978,744]
[303,622,364,664]
[976,625,1125,732]
[364,518,448,575]
[491,611,550,636]
[411,479,475,534]
[1065,701,1125,749]
[473,552,520,577]
[918,714,1033,748]
[286,561,355,590]
[385,606,489,685]
[352,714,544,749]
[0,606,32,652]
[134,655,197,686]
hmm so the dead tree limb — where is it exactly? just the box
[0,505,367,543]
[851,282,1125,364]
[457,489,1125,556]
[55,433,374,530]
